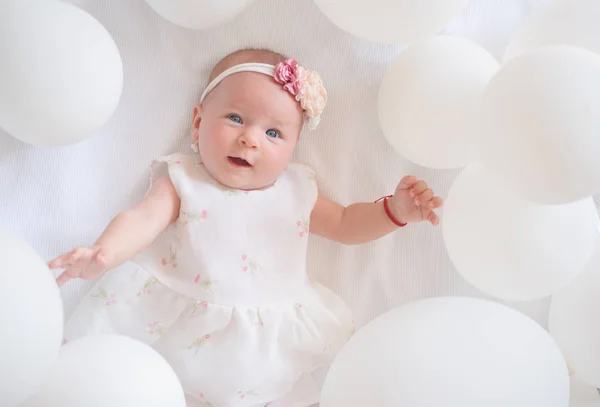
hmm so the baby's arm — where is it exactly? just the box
[310,195,398,245]
[49,176,180,285]
[94,175,180,267]
[310,176,442,245]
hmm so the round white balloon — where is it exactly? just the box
[321,297,569,407]
[550,241,600,388]
[378,36,499,169]
[145,0,256,30]
[477,45,600,204]
[442,163,598,301]
[313,0,469,45]
[0,230,63,407]
[0,1,123,146]
[504,0,600,62]
[21,334,186,407]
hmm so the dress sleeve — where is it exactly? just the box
[146,153,187,197]
[287,162,318,209]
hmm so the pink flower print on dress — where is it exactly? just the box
[225,188,251,196]
[188,334,211,356]
[165,159,181,165]
[180,210,208,225]
[90,287,117,306]
[237,390,258,400]
[137,277,159,297]
[198,393,213,406]
[296,219,310,237]
[191,300,208,316]
[255,309,264,330]
[161,246,178,269]
[241,253,260,273]
[146,321,166,336]
[194,274,218,292]
[294,303,303,311]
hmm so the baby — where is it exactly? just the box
[49,49,443,407]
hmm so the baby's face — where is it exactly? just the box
[194,72,304,190]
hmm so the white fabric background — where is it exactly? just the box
[1,0,561,354]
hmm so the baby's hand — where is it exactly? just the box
[390,176,443,225]
[48,246,108,286]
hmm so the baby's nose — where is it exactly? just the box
[239,131,259,149]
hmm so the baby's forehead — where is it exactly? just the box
[207,73,303,125]
[209,73,287,104]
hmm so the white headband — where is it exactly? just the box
[200,59,327,130]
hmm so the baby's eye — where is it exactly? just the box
[266,129,279,138]
[228,114,242,124]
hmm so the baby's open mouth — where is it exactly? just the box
[228,156,252,167]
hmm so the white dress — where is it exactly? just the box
[64,153,355,407]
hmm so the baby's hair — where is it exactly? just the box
[208,48,288,83]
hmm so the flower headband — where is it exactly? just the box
[200,59,327,130]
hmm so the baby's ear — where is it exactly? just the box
[191,104,203,140]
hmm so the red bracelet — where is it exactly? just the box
[375,195,407,227]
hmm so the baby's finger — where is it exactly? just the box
[409,180,428,197]
[397,175,417,190]
[68,248,86,263]
[56,271,73,287]
[428,196,444,209]
[94,250,108,266]
[428,211,439,225]
[414,188,433,205]
[47,253,70,269]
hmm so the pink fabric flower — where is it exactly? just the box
[274,59,299,85]
[274,59,305,97]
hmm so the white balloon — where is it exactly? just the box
[550,241,600,388]
[145,0,256,30]
[477,45,600,204]
[504,0,600,63]
[321,297,569,407]
[378,36,499,169]
[21,334,186,407]
[570,375,600,407]
[0,1,123,146]
[0,230,63,407]
[442,163,598,301]
[313,0,469,45]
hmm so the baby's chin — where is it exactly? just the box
[209,166,281,191]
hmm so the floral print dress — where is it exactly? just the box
[64,153,354,407]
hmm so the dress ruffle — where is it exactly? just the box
[65,261,354,406]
